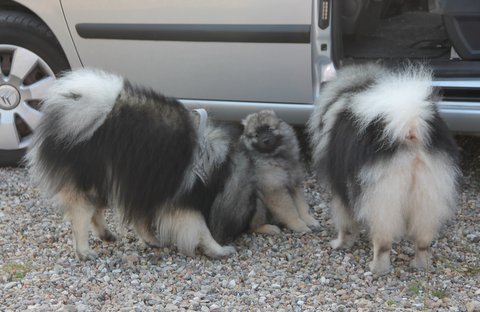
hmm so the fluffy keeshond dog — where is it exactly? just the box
[308,64,460,274]
[242,110,319,234]
[26,69,260,260]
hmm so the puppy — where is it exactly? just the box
[26,68,259,260]
[308,64,460,274]
[241,110,320,234]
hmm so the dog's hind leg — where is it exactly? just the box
[91,209,116,242]
[292,187,320,230]
[407,184,444,270]
[408,199,436,270]
[407,154,458,270]
[59,188,98,261]
[369,236,392,275]
[363,204,396,275]
[330,196,358,249]
[410,238,432,270]
[262,189,311,233]
[409,206,442,270]
[362,193,403,275]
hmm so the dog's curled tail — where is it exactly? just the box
[36,68,124,146]
[347,63,437,147]
[25,68,124,194]
[308,63,445,179]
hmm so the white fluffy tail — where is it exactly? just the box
[308,64,436,167]
[349,64,435,146]
[40,68,124,144]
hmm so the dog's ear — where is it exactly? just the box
[241,112,256,127]
[241,117,248,127]
[262,109,276,116]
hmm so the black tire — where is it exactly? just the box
[0,10,70,167]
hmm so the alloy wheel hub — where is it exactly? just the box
[0,84,20,110]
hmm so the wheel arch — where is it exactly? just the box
[1,0,82,69]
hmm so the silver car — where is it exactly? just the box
[1,0,479,165]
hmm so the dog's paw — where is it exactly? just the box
[369,260,391,276]
[288,220,312,233]
[330,236,356,249]
[290,225,312,233]
[143,238,163,248]
[410,256,429,270]
[220,246,237,256]
[330,238,341,249]
[76,249,98,261]
[409,246,431,270]
[206,245,237,258]
[253,224,282,235]
[305,218,320,230]
[202,245,237,258]
[99,230,117,243]
[330,233,356,249]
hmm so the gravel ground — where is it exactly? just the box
[1,135,479,312]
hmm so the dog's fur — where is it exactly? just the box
[27,68,260,260]
[307,64,460,274]
[242,110,319,234]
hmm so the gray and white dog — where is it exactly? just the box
[242,110,320,234]
[308,64,460,275]
[26,68,261,260]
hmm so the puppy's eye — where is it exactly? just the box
[269,127,276,131]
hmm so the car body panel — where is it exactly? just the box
[433,78,480,133]
[13,0,82,69]
[438,101,480,133]
[60,0,314,104]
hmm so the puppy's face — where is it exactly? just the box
[242,110,282,154]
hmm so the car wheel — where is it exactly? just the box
[0,10,70,166]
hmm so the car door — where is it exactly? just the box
[61,0,313,107]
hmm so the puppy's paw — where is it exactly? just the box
[254,224,282,235]
[76,249,98,261]
[287,219,311,233]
